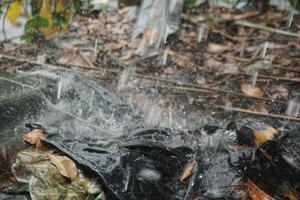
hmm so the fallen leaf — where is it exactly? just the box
[180,160,196,182]
[241,83,263,98]
[222,11,259,20]
[55,0,64,12]
[253,125,277,145]
[143,28,159,45]
[279,183,300,200]
[22,129,45,148]
[48,154,78,181]
[6,0,22,24]
[208,43,232,53]
[40,0,55,38]
[247,179,274,200]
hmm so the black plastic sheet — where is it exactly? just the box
[43,129,195,200]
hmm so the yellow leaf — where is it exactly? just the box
[241,83,263,98]
[63,8,74,32]
[48,153,78,181]
[248,179,274,200]
[6,0,22,24]
[55,0,64,12]
[40,0,54,38]
[253,125,277,145]
[180,160,196,182]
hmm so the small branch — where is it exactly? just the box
[219,106,300,122]
[0,53,287,105]
[79,51,97,69]
[235,20,300,38]
[2,6,8,41]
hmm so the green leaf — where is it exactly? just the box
[21,32,36,43]
[25,15,49,31]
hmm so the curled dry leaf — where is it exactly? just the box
[22,129,45,148]
[247,179,274,200]
[48,154,78,181]
[253,125,278,145]
[241,83,263,98]
[180,160,196,182]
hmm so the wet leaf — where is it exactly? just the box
[22,129,45,148]
[280,183,300,200]
[48,154,78,181]
[6,0,22,24]
[180,160,196,182]
[247,179,274,200]
[241,83,263,98]
[253,125,278,145]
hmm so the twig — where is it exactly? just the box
[207,75,243,87]
[79,51,97,69]
[0,53,119,74]
[2,6,8,41]
[235,20,300,38]
[0,53,287,105]
[219,106,300,122]
[236,72,300,83]
[223,55,300,73]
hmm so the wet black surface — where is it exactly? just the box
[1,70,300,200]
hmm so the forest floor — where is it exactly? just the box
[1,4,300,124]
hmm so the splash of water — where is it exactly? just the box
[286,98,300,117]
[251,72,259,85]
[198,22,208,43]
[117,67,136,92]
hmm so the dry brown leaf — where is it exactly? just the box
[107,40,127,50]
[204,58,222,69]
[241,83,263,98]
[22,129,45,148]
[222,11,259,20]
[248,179,274,200]
[180,160,196,182]
[208,43,232,53]
[48,154,78,181]
[143,28,159,45]
[253,125,277,145]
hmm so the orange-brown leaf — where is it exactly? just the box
[22,129,45,148]
[253,125,277,145]
[180,160,196,182]
[248,179,274,200]
[40,0,54,38]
